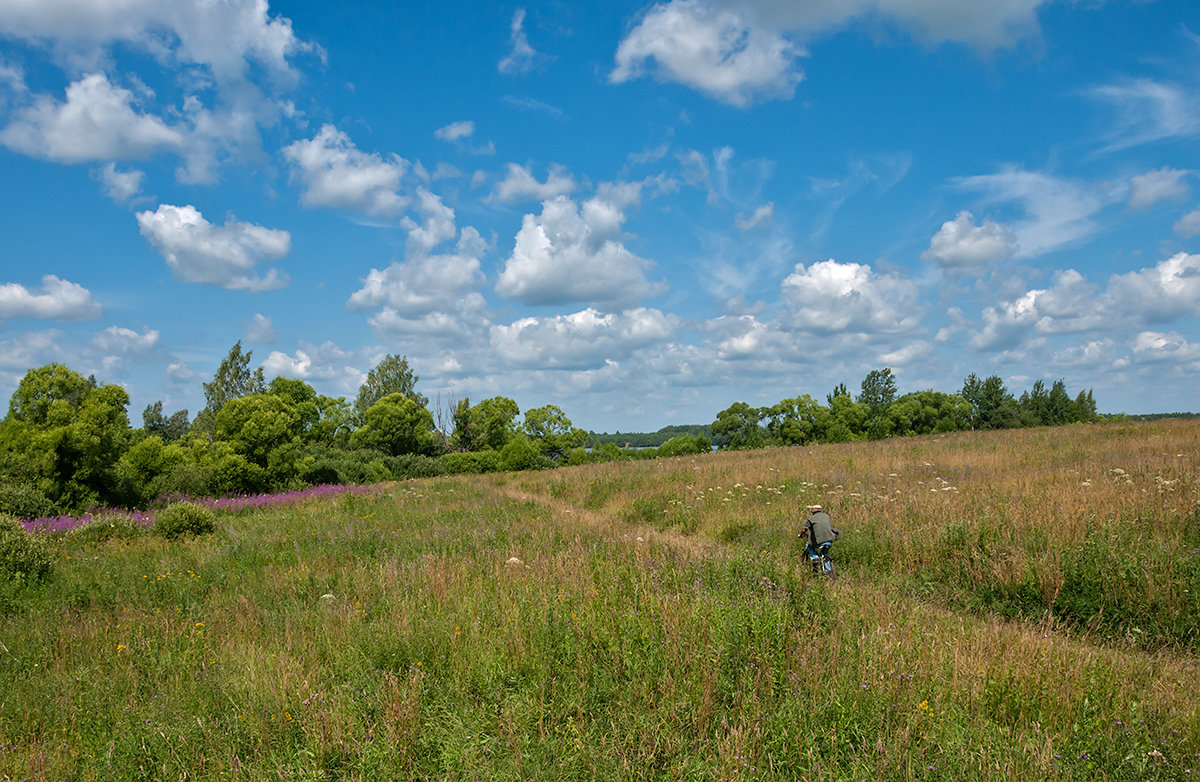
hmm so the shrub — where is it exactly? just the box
[439,451,502,475]
[0,482,56,520]
[657,434,711,458]
[591,442,622,463]
[154,461,217,501]
[388,453,446,479]
[153,502,217,540]
[500,434,550,472]
[0,515,53,585]
[69,515,148,544]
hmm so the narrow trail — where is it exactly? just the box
[488,480,726,561]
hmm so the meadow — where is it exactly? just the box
[1,420,1198,780]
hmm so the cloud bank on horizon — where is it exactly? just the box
[1,0,1198,430]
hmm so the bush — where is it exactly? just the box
[500,434,550,472]
[154,461,217,502]
[657,435,712,458]
[153,502,217,540]
[0,483,55,520]
[0,515,53,585]
[439,451,502,475]
[591,442,622,463]
[388,453,446,479]
[69,515,148,544]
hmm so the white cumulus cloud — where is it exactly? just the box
[283,125,409,218]
[94,162,146,203]
[349,228,487,317]
[496,193,664,306]
[366,295,489,341]
[401,189,458,255]
[136,203,290,292]
[611,0,804,108]
[922,210,1016,270]
[0,275,102,320]
[0,0,311,85]
[779,258,922,335]
[610,0,1051,107]
[261,341,363,387]
[1128,167,1191,210]
[1110,252,1200,323]
[0,73,185,164]
[490,308,676,369]
[1129,331,1200,367]
[490,163,576,204]
[969,269,1107,351]
[91,325,159,354]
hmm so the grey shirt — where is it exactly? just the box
[803,511,840,547]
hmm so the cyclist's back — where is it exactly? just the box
[801,504,841,572]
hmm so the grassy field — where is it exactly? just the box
[2,420,1198,780]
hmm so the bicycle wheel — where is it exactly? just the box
[822,557,837,580]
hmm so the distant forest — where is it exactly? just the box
[588,425,712,448]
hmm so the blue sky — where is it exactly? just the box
[1,0,1198,432]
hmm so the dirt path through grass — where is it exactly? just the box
[487,475,728,562]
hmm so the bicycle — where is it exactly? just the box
[806,541,837,580]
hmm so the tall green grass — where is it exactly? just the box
[1,421,1198,780]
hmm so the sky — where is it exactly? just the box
[1,0,1199,433]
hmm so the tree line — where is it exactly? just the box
[0,350,1107,519]
[0,344,711,519]
[710,368,1100,449]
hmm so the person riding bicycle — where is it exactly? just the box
[801,504,840,573]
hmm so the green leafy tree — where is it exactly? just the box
[114,436,188,507]
[1045,379,1076,426]
[142,401,189,442]
[203,342,265,414]
[826,383,848,406]
[711,402,766,450]
[355,354,427,420]
[1074,389,1098,422]
[499,433,547,471]
[266,377,355,448]
[961,373,1020,430]
[450,396,520,452]
[4,371,133,512]
[763,395,829,445]
[351,393,437,457]
[215,393,303,468]
[7,363,95,426]
[521,405,588,461]
[825,393,869,442]
[1018,380,1050,426]
[858,368,899,439]
[886,391,971,436]
[857,368,898,412]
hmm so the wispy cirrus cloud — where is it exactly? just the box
[1088,78,1200,151]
